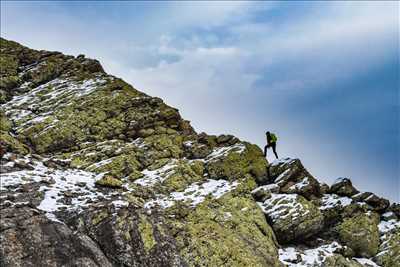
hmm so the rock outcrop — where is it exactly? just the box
[1,38,398,267]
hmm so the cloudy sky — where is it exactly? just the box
[1,1,399,201]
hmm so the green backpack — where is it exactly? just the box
[270,133,278,143]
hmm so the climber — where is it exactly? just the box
[264,131,278,159]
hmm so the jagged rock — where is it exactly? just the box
[316,193,355,228]
[352,192,390,212]
[65,206,187,266]
[183,140,211,159]
[320,183,330,194]
[329,178,359,197]
[95,176,123,188]
[337,212,380,257]
[0,207,113,266]
[258,193,323,243]
[269,158,322,200]
[251,184,280,202]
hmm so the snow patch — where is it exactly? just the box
[353,258,381,267]
[319,194,353,210]
[279,242,342,266]
[378,219,400,234]
[270,157,295,167]
[205,143,246,162]
[134,160,177,187]
[258,193,307,221]
[251,184,279,194]
[288,177,310,190]
[1,155,108,222]
[144,179,239,209]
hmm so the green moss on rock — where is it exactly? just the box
[87,154,141,179]
[163,161,204,192]
[338,212,380,258]
[0,111,12,132]
[171,194,281,267]
[95,175,123,188]
[207,142,268,182]
[138,215,157,252]
[0,132,29,155]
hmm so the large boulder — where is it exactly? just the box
[269,158,322,200]
[329,178,359,197]
[169,195,282,267]
[337,212,380,258]
[206,142,268,183]
[258,193,323,243]
[317,193,354,227]
[67,206,187,267]
[0,207,113,267]
[352,192,390,212]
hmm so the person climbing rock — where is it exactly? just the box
[264,131,278,159]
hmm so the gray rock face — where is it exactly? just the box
[0,207,113,267]
[337,212,380,258]
[257,193,324,243]
[352,192,390,212]
[269,158,322,200]
[329,178,359,197]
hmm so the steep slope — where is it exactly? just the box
[0,38,399,267]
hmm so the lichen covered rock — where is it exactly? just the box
[258,193,323,243]
[95,175,123,188]
[206,142,268,183]
[170,194,282,267]
[337,212,380,258]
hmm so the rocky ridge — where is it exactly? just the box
[0,38,399,267]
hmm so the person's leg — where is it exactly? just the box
[264,145,268,157]
[272,143,278,159]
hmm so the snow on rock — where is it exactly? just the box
[270,157,295,167]
[381,211,395,219]
[87,158,114,170]
[134,160,178,187]
[274,169,291,184]
[205,143,246,162]
[378,219,400,234]
[0,155,114,222]
[251,184,280,195]
[1,76,110,133]
[278,242,342,266]
[319,194,353,210]
[258,193,306,221]
[353,258,381,267]
[112,200,130,208]
[288,177,310,190]
[144,179,239,210]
